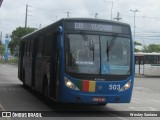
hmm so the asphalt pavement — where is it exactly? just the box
[0,63,160,120]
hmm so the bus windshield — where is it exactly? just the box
[65,33,131,75]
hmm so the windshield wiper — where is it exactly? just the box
[106,33,118,62]
[81,32,94,51]
[81,32,88,41]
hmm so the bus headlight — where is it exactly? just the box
[119,80,131,92]
[64,77,80,91]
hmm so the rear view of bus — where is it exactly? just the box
[61,18,134,104]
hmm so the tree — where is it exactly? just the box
[142,45,148,52]
[142,44,160,53]
[134,41,142,52]
[9,27,37,56]
[0,44,5,59]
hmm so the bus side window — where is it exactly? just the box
[26,39,30,57]
[24,41,26,57]
[144,56,147,64]
[140,59,143,64]
[37,36,44,57]
[29,39,33,57]
[20,42,25,57]
[158,56,160,64]
[43,32,52,57]
[135,56,139,64]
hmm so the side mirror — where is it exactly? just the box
[59,26,63,33]
[58,26,63,48]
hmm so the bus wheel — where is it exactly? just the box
[42,76,49,97]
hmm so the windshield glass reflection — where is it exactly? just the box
[101,36,131,75]
[65,34,131,75]
[65,34,100,74]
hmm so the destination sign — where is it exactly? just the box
[64,21,130,34]
[75,22,112,32]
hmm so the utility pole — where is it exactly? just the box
[114,12,122,21]
[0,0,3,7]
[95,13,98,19]
[25,4,28,28]
[130,9,139,41]
[66,12,70,17]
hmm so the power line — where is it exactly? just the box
[136,32,160,33]
[135,35,160,37]
[121,13,160,20]
[29,2,113,19]
[103,0,113,20]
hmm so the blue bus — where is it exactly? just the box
[18,18,134,105]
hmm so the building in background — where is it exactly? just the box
[0,0,3,7]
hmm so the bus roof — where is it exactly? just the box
[21,18,130,40]
[63,18,130,26]
[134,52,160,56]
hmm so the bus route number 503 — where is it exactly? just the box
[109,84,120,91]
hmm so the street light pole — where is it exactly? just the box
[130,9,139,41]
[111,1,113,20]
[103,1,113,20]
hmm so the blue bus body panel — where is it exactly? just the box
[59,74,134,104]
[57,19,134,104]
[58,21,65,102]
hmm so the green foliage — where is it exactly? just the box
[134,41,142,46]
[134,41,142,52]
[9,27,37,56]
[134,48,141,52]
[134,41,160,53]
[142,44,160,53]
[0,44,5,56]
[0,56,18,64]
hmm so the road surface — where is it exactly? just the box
[0,63,159,120]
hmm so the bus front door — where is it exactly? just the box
[49,33,60,100]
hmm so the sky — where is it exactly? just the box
[0,0,160,45]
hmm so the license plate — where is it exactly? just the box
[93,97,105,102]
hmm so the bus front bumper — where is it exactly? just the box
[60,91,132,104]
